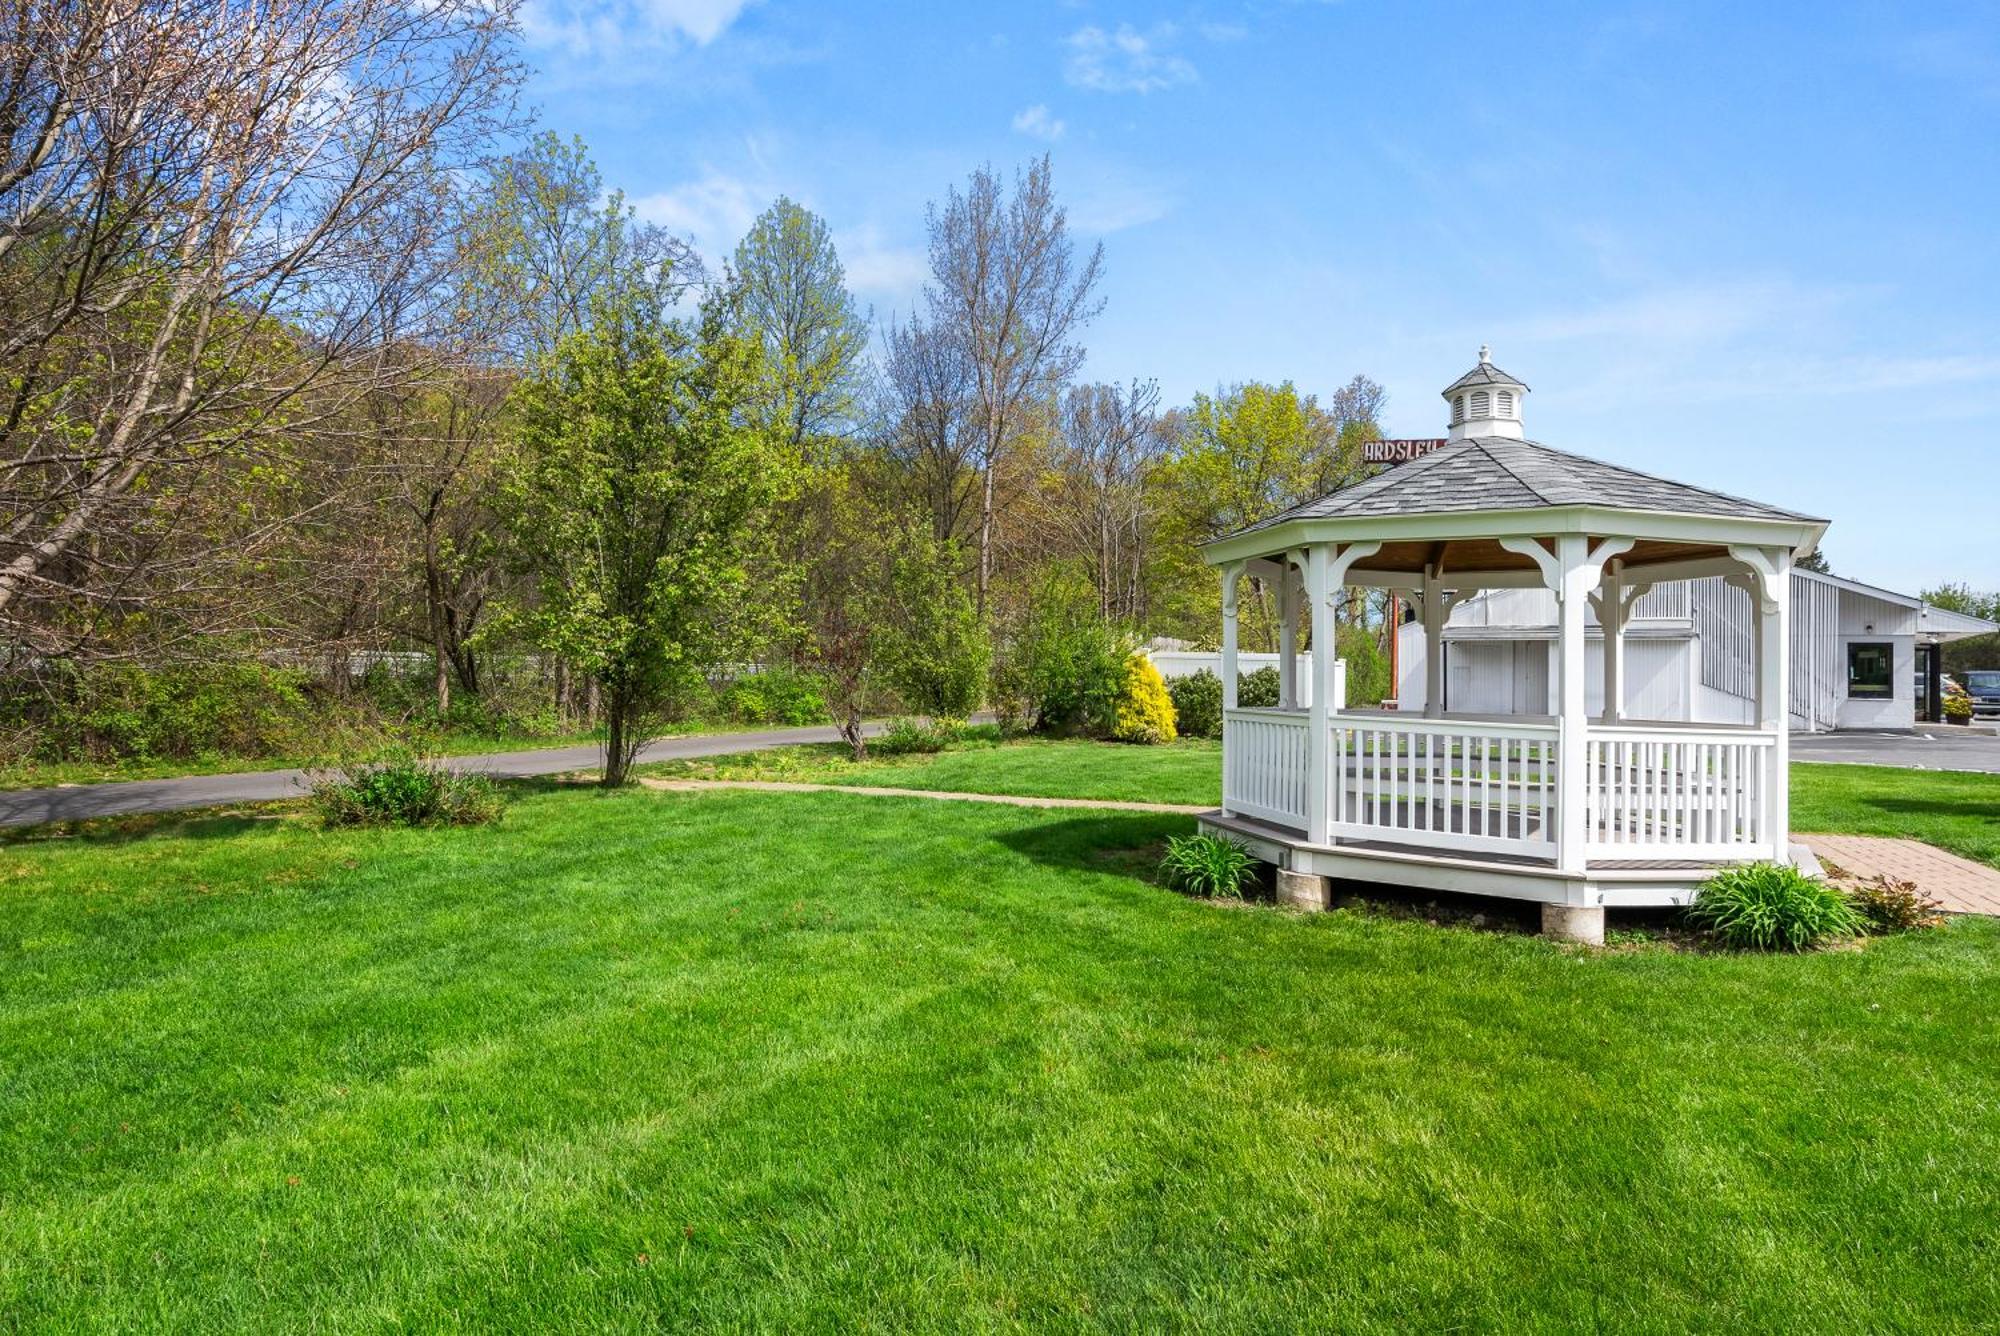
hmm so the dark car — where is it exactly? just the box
[1966,670,2000,719]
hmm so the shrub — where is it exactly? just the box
[1337,624,1392,707]
[1847,874,1945,934]
[1159,833,1256,899]
[1943,682,1973,722]
[879,536,989,717]
[1237,664,1280,708]
[309,754,503,828]
[1004,567,1132,735]
[1113,654,1177,744]
[874,716,958,756]
[1168,669,1224,739]
[720,666,827,726]
[1684,863,1867,950]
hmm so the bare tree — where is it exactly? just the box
[0,0,522,657]
[1044,379,1162,622]
[878,314,980,548]
[922,156,1103,614]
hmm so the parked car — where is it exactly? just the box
[1964,670,2000,719]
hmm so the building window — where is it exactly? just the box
[1470,390,1490,417]
[1847,642,1893,699]
[1453,394,1465,423]
[1497,389,1514,416]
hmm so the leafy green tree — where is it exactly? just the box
[505,300,775,786]
[1922,582,2000,676]
[1150,379,1376,648]
[731,197,872,464]
[880,534,989,718]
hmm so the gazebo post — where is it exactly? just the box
[1303,545,1333,845]
[1219,562,1243,818]
[1600,559,1625,724]
[1421,561,1446,719]
[1277,559,1298,710]
[1731,545,1793,860]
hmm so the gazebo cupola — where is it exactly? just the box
[1443,345,1528,440]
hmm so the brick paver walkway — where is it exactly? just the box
[1798,834,2000,916]
[638,777,1207,815]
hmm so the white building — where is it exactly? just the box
[1391,534,1997,731]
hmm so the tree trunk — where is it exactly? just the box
[602,693,626,787]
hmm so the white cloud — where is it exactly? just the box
[1011,104,1067,141]
[1501,279,1862,347]
[834,224,928,310]
[1068,177,1177,234]
[1064,23,1197,94]
[522,0,756,55]
[629,168,767,266]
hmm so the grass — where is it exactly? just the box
[3,782,1997,1329]
[643,740,2000,871]
[639,735,1226,806]
[1792,761,2000,868]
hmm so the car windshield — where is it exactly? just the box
[1966,672,2000,691]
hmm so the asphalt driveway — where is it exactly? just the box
[1792,728,2000,774]
[0,723,882,829]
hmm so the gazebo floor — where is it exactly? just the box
[1199,809,1762,908]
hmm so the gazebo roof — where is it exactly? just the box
[1230,436,1820,537]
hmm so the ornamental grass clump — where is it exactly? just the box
[309,754,503,829]
[1159,833,1255,899]
[1684,862,1867,951]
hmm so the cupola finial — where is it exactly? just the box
[1478,343,1491,365]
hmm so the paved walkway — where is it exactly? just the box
[0,724,889,829]
[1798,833,2000,916]
[639,777,1206,815]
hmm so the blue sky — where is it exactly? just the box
[517,0,1999,592]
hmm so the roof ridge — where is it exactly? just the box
[1471,438,1555,505]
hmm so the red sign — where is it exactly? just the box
[1363,438,1447,464]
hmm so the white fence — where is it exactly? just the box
[1582,725,1773,860]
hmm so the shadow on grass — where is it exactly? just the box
[0,808,292,848]
[990,811,1198,884]
[1838,796,2000,822]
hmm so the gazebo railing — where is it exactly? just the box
[1582,724,1773,860]
[1221,711,1777,866]
[1222,707,1311,828]
[1330,715,1559,858]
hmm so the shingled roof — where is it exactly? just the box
[1442,359,1528,394]
[1229,436,1821,538]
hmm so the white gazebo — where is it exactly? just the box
[1197,349,1828,942]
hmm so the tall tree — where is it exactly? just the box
[923,156,1103,614]
[505,297,774,786]
[1041,379,1163,621]
[731,197,871,463]
[0,0,521,658]
[878,314,980,546]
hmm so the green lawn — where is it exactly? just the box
[3,782,1997,1329]
[1792,761,2000,868]
[644,738,2000,870]
[640,735,1225,806]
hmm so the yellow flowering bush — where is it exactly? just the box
[1112,653,1178,744]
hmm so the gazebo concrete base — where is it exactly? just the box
[1275,868,1331,911]
[1540,904,1606,945]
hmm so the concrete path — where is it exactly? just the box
[1799,833,2000,916]
[1792,729,2000,774]
[638,777,1206,815]
[0,724,885,829]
